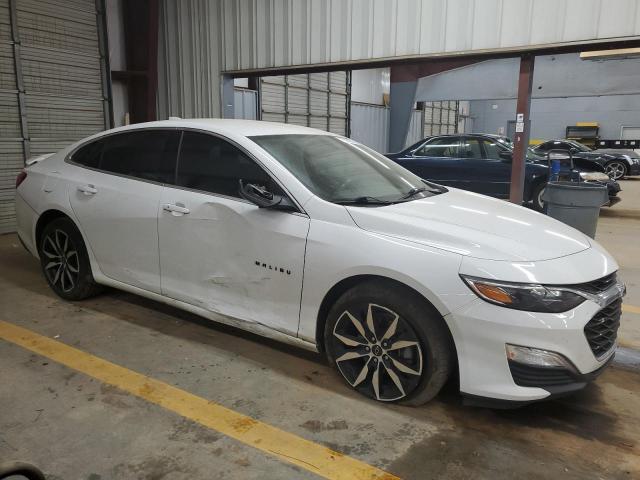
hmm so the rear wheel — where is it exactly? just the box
[324,280,453,405]
[532,182,546,212]
[39,217,102,300]
[604,161,627,180]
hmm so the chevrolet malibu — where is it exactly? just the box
[15,120,625,407]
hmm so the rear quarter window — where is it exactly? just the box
[71,139,104,168]
[100,130,180,183]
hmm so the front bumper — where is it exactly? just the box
[447,290,622,403]
[628,162,640,176]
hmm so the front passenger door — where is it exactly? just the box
[158,131,309,335]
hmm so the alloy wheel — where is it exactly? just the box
[332,303,423,402]
[605,161,626,180]
[537,187,546,210]
[42,229,80,293]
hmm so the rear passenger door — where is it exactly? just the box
[68,129,180,293]
[158,131,309,336]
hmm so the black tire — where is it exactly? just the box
[532,182,546,212]
[324,280,454,406]
[38,217,102,300]
[604,160,627,180]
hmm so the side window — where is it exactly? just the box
[415,138,460,158]
[536,142,551,152]
[481,139,505,160]
[100,130,180,183]
[458,138,483,159]
[176,132,280,199]
[72,139,104,168]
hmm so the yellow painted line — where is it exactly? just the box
[623,304,640,315]
[0,320,397,480]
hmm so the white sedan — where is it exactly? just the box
[15,119,625,406]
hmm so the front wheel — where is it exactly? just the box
[39,217,102,300]
[604,161,627,180]
[324,281,453,405]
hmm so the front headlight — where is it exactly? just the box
[460,275,585,313]
[579,171,610,182]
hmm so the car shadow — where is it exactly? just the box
[1,233,636,453]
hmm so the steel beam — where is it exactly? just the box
[509,55,535,205]
[9,0,29,161]
[95,0,114,129]
[389,59,480,152]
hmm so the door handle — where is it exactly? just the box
[77,184,97,195]
[163,203,190,215]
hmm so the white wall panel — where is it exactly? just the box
[216,0,640,72]
[157,0,640,122]
[350,103,389,153]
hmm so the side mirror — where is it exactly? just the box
[238,180,296,211]
[498,150,512,161]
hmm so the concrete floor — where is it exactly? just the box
[1,183,640,479]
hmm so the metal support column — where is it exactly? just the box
[96,0,114,129]
[388,74,418,152]
[9,0,29,161]
[509,55,535,204]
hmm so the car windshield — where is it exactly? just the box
[250,134,446,205]
[567,140,592,152]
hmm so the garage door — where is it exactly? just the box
[424,101,459,136]
[260,71,350,136]
[0,0,110,234]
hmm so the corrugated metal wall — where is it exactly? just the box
[0,0,108,234]
[350,102,422,153]
[350,103,389,153]
[406,109,423,147]
[220,0,640,72]
[260,71,349,135]
[234,88,258,120]
[157,0,221,119]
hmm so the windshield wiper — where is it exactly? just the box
[332,196,394,206]
[399,183,446,200]
[400,186,429,200]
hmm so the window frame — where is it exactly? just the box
[412,136,462,158]
[458,136,485,161]
[66,127,305,215]
[66,127,182,188]
[478,137,510,160]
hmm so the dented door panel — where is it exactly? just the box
[158,187,309,335]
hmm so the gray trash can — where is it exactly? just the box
[541,181,608,238]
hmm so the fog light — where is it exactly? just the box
[506,344,577,372]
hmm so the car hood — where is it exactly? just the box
[346,188,591,261]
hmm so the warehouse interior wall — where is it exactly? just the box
[470,95,640,140]
[157,0,222,120]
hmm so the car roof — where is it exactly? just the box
[99,119,337,138]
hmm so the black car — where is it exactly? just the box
[532,139,640,180]
[386,134,621,211]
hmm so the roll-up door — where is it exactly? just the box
[0,0,110,233]
[260,71,350,136]
[423,101,459,137]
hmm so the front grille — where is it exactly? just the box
[584,298,622,358]
[563,272,618,295]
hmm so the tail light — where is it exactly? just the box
[16,170,27,188]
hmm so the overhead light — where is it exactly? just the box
[580,48,640,61]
